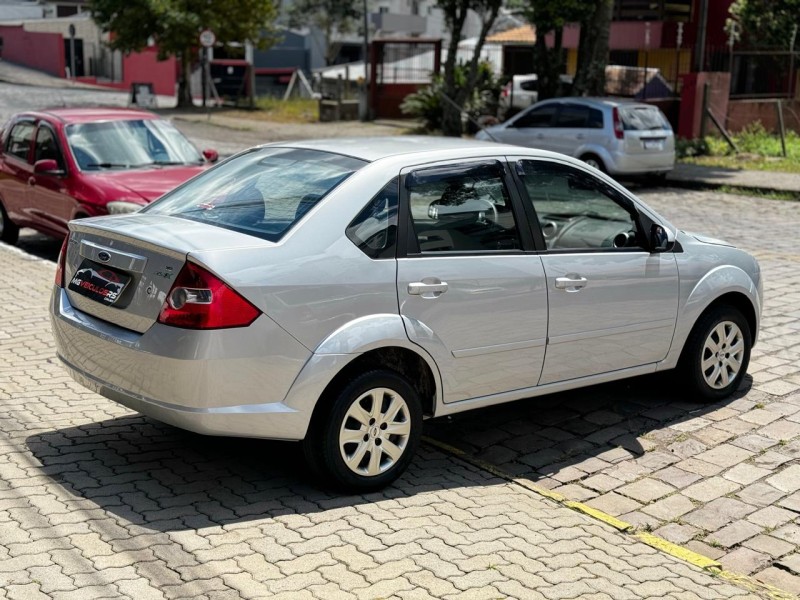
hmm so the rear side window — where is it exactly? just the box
[145,147,366,242]
[6,122,34,161]
[620,106,669,131]
[512,105,557,128]
[520,79,538,91]
[346,177,398,259]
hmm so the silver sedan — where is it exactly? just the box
[50,137,762,491]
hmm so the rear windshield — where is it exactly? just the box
[619,106,669,131]
[144,147,366,241]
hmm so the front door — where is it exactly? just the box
[513,158,679,384]
[29,122,73,235]
[498,103,559,152]
[396,160,548,403]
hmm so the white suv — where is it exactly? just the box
[478,97,675,179]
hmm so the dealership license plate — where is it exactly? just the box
[643,139,664,150]
[68,260,131,306]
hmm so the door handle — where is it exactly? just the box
[27,176,36,186]
[408,280,448,298]
[576,134,585,140]
[534,133,545,139]
[555,276,588,292]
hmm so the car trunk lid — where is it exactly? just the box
[63,214,272,333]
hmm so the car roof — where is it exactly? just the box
[537,97,657,110]
[268,136,523,162]
[21,107,158,124]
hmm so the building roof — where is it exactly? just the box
[486,24,535,45]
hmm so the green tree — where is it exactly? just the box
[437,0,503,136]
[287,0,361,65]
[90,0,280,107]
[728,0,799,48]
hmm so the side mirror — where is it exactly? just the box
[33,159,64,176]
[650,223,673,252]
[202,149,219,163]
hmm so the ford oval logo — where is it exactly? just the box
[97,251,111,263]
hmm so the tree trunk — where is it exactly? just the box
[573,0,613,96]
[441,6,469,137]
[176,50,194,108]
[535,28,563,100]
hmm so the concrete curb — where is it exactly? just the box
[423,435,797,600]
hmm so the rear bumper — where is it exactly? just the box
[608,150,675,175]
[50,286,313,440]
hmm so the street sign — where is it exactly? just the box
[199,29,216,48]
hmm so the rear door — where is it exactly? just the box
[396,159,548,403]
[512,157,679,384]
[549,103,606,158]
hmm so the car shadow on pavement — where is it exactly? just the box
[423,372,752,490]
[25,372,748,533]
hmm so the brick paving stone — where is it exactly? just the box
[617,478,675,503]
[776,554,800,576]
[766,464,800,493]
[720,547,771,576]
[750,450,792,470]
[706,521,762,548]
[754,567,800,596]
[681,498,758,531]
[773,524,800,546]
[585,492,642,517]
[653,523,701,545]
[722,463,772,485]
[729,434,778,453]
[694,445,755,468]
[653,467,703,489]
[682,477,741,503]
[736,482,788,507]
[778,491,800,513]
[743,535,795,559]
[641,494,696,521]
[746,506,797,529]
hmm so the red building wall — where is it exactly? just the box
[0,25,65,77]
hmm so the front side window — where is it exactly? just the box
[65,118,203,170]
[406,162,521,253]
[34,126,65,171]
[517,160,643,251]
[346,177,398,259]
[145,147,366,242]
[6,122,34,161]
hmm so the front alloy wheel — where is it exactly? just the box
[681,305,752,401]
[304,369,422,492]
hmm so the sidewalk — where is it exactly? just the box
[667,163,800,195]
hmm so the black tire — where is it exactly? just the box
[580,154,606,173]
[303,369,422,492]
[0,200,19,245]
[679,305,752,402]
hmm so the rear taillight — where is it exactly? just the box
[157,262,261,330]
[55,235,69,287]
[501,84,510,98]
[612,107,624,140]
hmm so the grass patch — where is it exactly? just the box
[678,122,800,174]
[224,97,319,124]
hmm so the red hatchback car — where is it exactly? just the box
[0,107,217,245]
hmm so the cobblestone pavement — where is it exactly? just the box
[427,188,800,596]
[0,191,781,598]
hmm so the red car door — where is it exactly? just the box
[29,121,74,236]
[0,119,35,227]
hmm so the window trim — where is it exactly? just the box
[398,158,535,258]
[345,176,399,260]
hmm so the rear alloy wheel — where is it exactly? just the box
[0,201,20,245]
[581,154,605,173]
[304,369,422,492]
[680,306,752,401]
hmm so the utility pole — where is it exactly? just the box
[360,0,370,121]
[695,0,708,72]
[68,23,76,79]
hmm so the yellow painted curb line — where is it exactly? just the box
[635,532,720,570]
[422,436,797,600]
